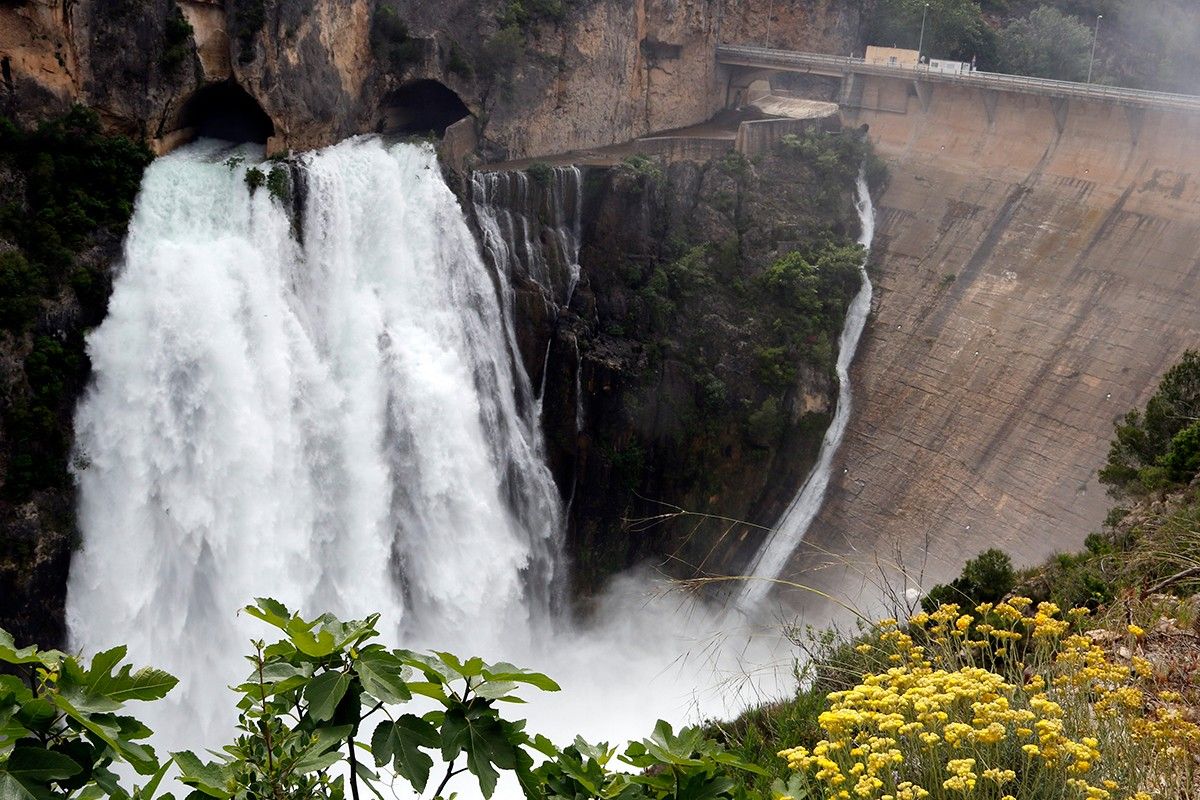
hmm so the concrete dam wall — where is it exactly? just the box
[785,74,1200,614]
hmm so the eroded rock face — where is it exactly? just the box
[476,143,868,597]
[1,0,861,157]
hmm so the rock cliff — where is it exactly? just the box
[473,133,872,596]
[1,0,861,158]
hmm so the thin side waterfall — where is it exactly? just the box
[471,166,585,415]
[470,166,584,310]
[737,171,876,611]
[66,137,563,750]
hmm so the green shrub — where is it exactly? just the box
[609,441,646,492]
[244,166,266,193]
[266,164,290,203]
[747,396,786,446]
[230,0,265,63]
[1160,419,1200,483]
[663,244,715,295]
[479,25,525,75]
[754,346,797,391]
[618,154,664,185]
[0,250,44,330]
[998,5,1094,81]
[371,6,423,74]
[0,108,150,500]
[447,43,474,78]
[1100,350,1200,495]
[526,161,553,187]
[922,547,1016,612]
[161,4,194,71]
[498,0,566,28]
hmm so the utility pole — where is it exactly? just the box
[1087,14,1103,83]
[917,3,930,63]
[765,0,773,49]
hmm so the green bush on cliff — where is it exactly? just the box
[1100,349,1200,495]
[755,241,863,377]
[371,6,424,74]
[160,4,194,71]
[920,547,1016,611]
[498,0,568,29]
[229,0,265,63]
[0,107,150,500]
[1161,420,1200,482]
[618,154,665,188]
[479,26,526,76]
[526,161,554,187]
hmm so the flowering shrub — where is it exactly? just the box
[778,600,1200,800]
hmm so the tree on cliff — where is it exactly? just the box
[997,6,1094,81]
[865,0,995,64]
[1100,350,1200,496]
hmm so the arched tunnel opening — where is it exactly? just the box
[180,81,275,144]
[379,80,471,137]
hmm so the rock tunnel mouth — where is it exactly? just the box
[379,80,471,138]
[180,81,275,145]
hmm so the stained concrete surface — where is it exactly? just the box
[771,77,1200,624]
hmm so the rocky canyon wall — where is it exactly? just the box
[0,0,862,159]
[779,76,1200,620]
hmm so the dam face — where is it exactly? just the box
[787,75,1200,612]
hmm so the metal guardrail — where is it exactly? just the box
[717,44,1200,113]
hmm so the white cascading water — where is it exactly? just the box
[737,171,876,611]
[66,137,564,747]
[471,167,584,311]
[66,137,787,774]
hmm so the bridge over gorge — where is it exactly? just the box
[715,43,1200,618]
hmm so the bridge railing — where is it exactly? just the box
[716,44,1200,113]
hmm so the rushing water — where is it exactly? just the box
[65,138,783,767]
[470,167,584,310]
[66,137,563,745]
[737,171,877,611]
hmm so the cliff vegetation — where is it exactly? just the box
[867,0,1200,90]
[712,350,1200,800]
[559,129,882,593]
[0,107,151,648]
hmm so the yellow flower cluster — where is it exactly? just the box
[779,598,1200,800]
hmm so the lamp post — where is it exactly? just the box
[917,2,930,64]
[1087,14,1103,84]
[765,0,773,48]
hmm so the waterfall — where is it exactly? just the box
[470,166,584,310]
[472,166,587,434]
[65,137,563,749]
[737,171,877,611]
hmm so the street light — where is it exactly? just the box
[1087,14,1103,84]
[765,0,773,49]
[917,3,930,63]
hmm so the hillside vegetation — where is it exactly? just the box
[712,350,1200,800]
[0,108,152,647]
[865,0,1200,90]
